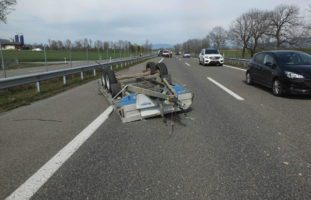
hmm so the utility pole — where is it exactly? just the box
[44,45,48,71]
[86,45,89,65]
[0,43,6,78]
[70,45,72,68]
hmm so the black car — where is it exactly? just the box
[246,50,311,96]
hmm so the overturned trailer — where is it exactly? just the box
[100,62,193,123]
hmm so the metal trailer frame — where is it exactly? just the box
[99,62,193,123]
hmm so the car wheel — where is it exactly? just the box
[272,78,284,96]
[246,72,253,85]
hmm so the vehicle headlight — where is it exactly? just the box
[204,56,210,59]
[285,71,304,79]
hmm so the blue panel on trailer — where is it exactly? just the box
[116,93,136,108]
[173,84,187,95]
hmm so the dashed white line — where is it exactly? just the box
[207,77,245,101]
[224,65,246,72]
[185,63,190,66]
[5,106,114,200]
[159,58,164,63]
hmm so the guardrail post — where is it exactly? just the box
[63,76,67,85]
[93,69,96,77]
[81,72,84,80]
[36,81,40,93]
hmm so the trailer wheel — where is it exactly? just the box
[156,63,168,77]
[105,69,117,93]
[101,68,108,88]
[146,62,156,75]
[110,83,122,97]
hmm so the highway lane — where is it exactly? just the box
[9,57,308,199]
[0,58,161,199]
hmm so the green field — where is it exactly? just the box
[1,49,142,63]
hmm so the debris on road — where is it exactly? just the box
[99,62,193,123]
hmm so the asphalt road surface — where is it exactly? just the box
[1,57,311,199]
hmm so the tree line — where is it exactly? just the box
[176,4,311,57]
[30,39,153,53]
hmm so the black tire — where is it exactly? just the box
[146,62,157,75]
[246,71,253,85]
[272,78,284,96]
[101,68,108,88]
[155,63,168,77]
[105,69,117,93]
[110,83,122,97]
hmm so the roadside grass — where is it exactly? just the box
[0,58,150,113]
[5,63,56,70]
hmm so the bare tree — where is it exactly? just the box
[48,40,58,50]
[209,26,227,49]
[268,4,300,48]
[74,40,83,49]
[56,40,64,49]
[64,39,72,49]
[103,41,109,50]
[0,0,16,23]
[229,13,252,57]
[247,9,270,57]
[82,38,90,49]
[94,40,103,50]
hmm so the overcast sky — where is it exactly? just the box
[0,0,310,45]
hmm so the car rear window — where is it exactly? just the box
[276,52,311,65]
[205,49,219,54]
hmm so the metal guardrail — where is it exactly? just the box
[0,54,157,92]
[224,57,251,68]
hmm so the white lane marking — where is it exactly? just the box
[29,69,45,73]
[224,65,246,72]
[207,77,245,101]
[159,58,164,63]
[5,106,114,200]
[185,63,190,67]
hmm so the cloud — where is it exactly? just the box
[0,0,310,44]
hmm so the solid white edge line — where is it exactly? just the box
[5,106,114,200]
[224,65,246,72]
[159,58,164,63]
[207,77,245,101]
[185,63,190,66]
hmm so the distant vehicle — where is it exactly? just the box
[199,48,224,66]
[246,50,311,96]
[183,51,191,58]
[161,50,171,58]
[175,51,181,55]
